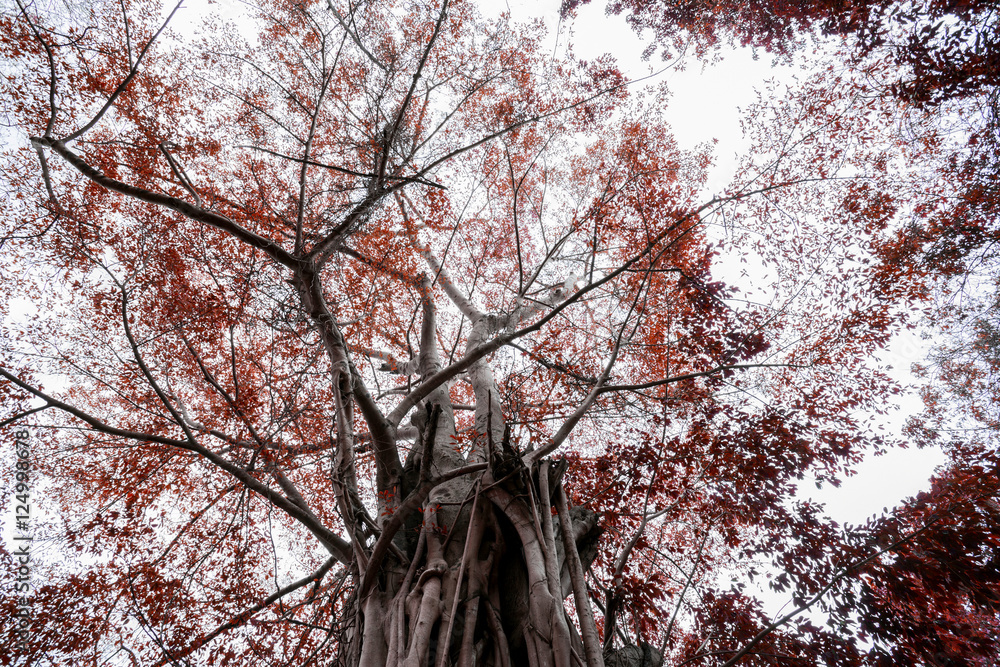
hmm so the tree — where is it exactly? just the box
[562,0,1000,294]
[563,0,1000,661]
[561,0,1000,103]
[0,1,996,666]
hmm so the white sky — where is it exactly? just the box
[487,0,947,525]
[174,0,948,523]
[11,0,946,528]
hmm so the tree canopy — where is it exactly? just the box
[1,0,997,666]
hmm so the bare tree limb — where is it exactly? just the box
[0,366,354,563]
[63,1,185,142]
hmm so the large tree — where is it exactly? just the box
[564,0,1000,434]
[1,0,996,666]
[566,0,1000,659]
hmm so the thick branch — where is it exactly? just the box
[557,485,605,667]
[359,462,486,598]
[0,366,353,563]
[32,137,298,268]
[385,201,721,427]
[0,405,49,429]
[293,263,402,498]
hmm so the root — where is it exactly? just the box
[353,457,600,667]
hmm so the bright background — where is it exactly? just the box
[481,0,948,527]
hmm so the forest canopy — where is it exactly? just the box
[1,0,997,665]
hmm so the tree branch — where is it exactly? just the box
[31,137,298,268]
[717,519,941,667]
[63,1,185,142]
[0,366,353,563]
[598,363,810,394]
[158,556,338,665]
[242,144,445,189]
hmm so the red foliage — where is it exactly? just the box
[0,0,997,665]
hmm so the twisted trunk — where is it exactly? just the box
[350,428,604,667]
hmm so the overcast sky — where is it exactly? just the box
[107,0,955,525]
[487,0,948,526]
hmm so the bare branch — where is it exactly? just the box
[13,0,60,136]
[239,145,446,189]
[0,366,353,563]
[378,0,450,184]
[63,1,185,142]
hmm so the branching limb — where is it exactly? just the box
[63,1,185,142]
[243,144,444,189]
[31,137,298,267]
[397,191,482,320]
[325,0,388,73]
[13,0,60,136]
[303,2,452,265]
[341,244,422,288]
[119,285,202,447]
[330,366,369,569]
[33,145,57,202]
[292,263,402,507]
[527,328,622,466]
[510,342,598,385]
[663,528,711,652]
[379,0,450,186]
[0,366,354,563]
[350,344,417,374]
[386,200,720,427]
[159,143,202,207]
[557,484,605,667]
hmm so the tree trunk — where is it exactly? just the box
[346,416,604,667]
